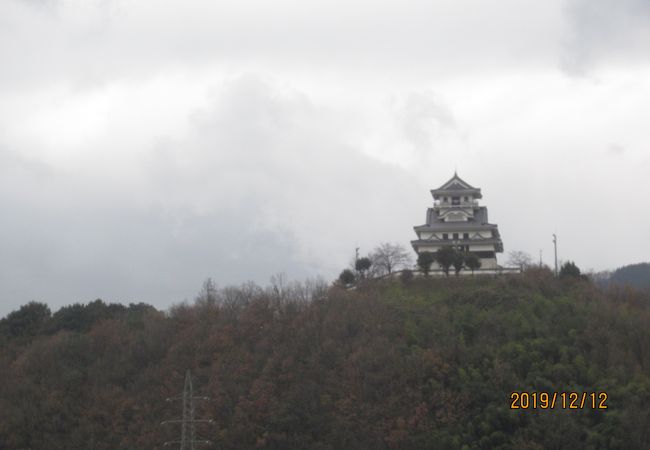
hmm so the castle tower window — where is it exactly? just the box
[453,233,459,240]
[452,197,460,205]
[463,233,469,240]
[443,233,448,240]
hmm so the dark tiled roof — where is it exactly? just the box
[434,206,487,224]
[431,173,483,199]
[414,222,498,231]
[444,181,468,190]
[414,207,499,231]
[437,172,477,191]
[411,238,503,246]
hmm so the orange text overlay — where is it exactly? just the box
[510,391,608,410]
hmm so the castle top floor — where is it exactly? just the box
[430,173,483,210]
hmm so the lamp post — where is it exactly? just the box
[552,234,558,276]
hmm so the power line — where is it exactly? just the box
[162,370,214,449]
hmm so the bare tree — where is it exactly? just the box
[507,250,534,271]
[370,242,412,276]
[269,272,288,299]
[195,278,218,306]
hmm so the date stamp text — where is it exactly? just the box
[510,391,608,410]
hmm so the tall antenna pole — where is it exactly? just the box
[539,249,542,268]
[162,370,214,449]
[552,234,558,276]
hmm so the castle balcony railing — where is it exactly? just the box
[433,200,479,209]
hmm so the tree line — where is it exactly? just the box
[339,243,484,286]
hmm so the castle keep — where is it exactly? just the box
[411,173,503,271]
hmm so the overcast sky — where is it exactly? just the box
[1,0,649,315]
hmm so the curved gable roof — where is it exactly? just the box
[431,172,482,199]
[439,172,477,190]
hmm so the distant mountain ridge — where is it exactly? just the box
[597,262,650,289]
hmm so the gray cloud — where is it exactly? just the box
[607,143,625,156]
[562,0,650,74]
[0,76,420,315]
[0,0,566,90]
[392,91,456,153]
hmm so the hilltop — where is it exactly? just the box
[0,270,649,449]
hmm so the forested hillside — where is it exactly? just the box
[1,270,649,449]
[608,263,650,289]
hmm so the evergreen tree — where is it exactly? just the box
[464,253,482,275]
[355,257,373,279]
[435,246,456,277]
[560,261,581,278]
[338,269,356,286]
[452,251,465,276]
[416,252,435,276]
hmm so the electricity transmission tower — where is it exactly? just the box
[162,370,214,449]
